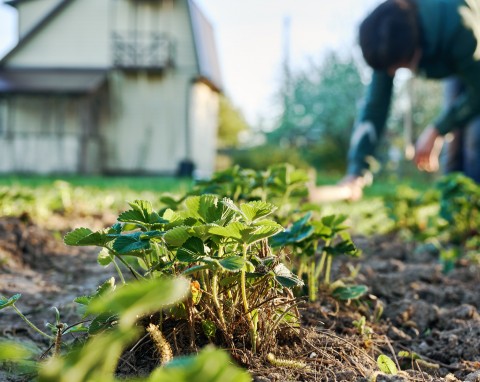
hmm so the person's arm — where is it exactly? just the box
[347,71,394,176]
[434,61,480,135]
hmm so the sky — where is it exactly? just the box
[0,0,382,126]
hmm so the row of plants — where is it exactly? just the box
[1,164,366,381]
[384,172,480,271]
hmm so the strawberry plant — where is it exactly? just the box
[385,173,480,272]
[191,163,309,223]
[383,185,440,241]
[270,212,363,302]
[65,196,303,354]
[436,173,480,244]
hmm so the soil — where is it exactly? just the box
[0,216,479,381]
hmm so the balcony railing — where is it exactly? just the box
[112,31,175,70]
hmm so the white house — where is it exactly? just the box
[0,0,222,177]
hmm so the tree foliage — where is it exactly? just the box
[217,95,250,149]
[268,52,365,170]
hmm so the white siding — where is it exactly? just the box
[0,96,99,174]
[190,81,219,178]
[0,135,80,174]
[103,70,190,174]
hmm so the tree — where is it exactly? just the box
[217,95,250,149]
[268,52,365,170]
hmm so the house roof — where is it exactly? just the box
[1,0,74,65]
[187,0,223,91]
[1,0,223,91]
[0,68,107,94]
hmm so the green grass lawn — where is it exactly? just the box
[0,175,193,193]
[0,169,435,236]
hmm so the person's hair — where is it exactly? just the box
[359,0,419,71]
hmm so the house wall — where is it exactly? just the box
[16,0,62,38]
[102,70,188,174]
[190,81,219,178]
[0,96,83,173]
[102,0,207,175]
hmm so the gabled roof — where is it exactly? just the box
[0,0,74,66]
[187,0,223,91]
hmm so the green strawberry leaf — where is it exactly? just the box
[0,294,21,310]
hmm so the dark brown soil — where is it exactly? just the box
[0,217,479,381]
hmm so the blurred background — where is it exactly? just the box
[0,0,442,179]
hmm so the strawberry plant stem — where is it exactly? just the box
[241,244,257,353]
[115,255,145,280]
[111,258,126,284]
[211,270,227,332]
[325,255,333,285]
[308,261,316,302]
[12,305,54,340]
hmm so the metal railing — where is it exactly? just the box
[112,31,175,70]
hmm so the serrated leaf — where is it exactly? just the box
[209,221,283,245]
[247,221,284,244]
[64,228,93,246]
[322,214,349,232]
[198,194,224,223]
[331,285,368,300]
[112,232,162,254]
[325,239,359,257]
[0,294,21,310]
[88,312,118,335]
[273,264,304,288]
[240,201,276,222]
[177,237,206,262]
[113,236,149,254]
[129,200,153,214]
[64,227,113,247]
[270,213,314,247]
[208,222,244,241]
[218,256,245,272]
[73,296,91,306]
[118,210,148,224]
[119,200,168,226]
[191,224,215,240]
[220,197,243,218]
[184,196,202,220]
[164,226,191,247]
[275,275,304,288]
[108,223,123,235]
[377,354,398,375]
[95,277,116,298]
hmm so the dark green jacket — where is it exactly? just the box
[348,0,480,176]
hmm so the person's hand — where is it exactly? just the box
[414,125,444,172]
[338,174,366,201]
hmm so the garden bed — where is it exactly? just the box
[1,216,479,381]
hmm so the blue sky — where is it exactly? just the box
[0,0,382,126]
